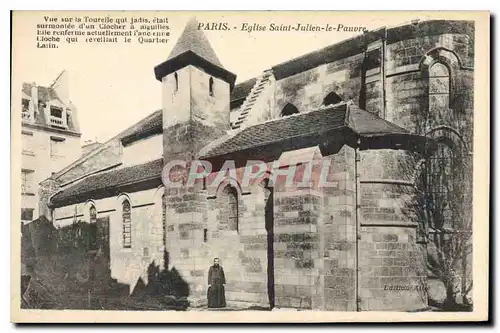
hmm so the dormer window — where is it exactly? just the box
[50,106,62,118]
[209,77,214,97]
[49,106,66,128]
[21,99,31,120]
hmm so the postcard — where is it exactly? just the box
[11,10,490,323]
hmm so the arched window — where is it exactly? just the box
[209,77,214,97]
[426,142,455,231]
[429,62,450,112]
[89,204,97,249]
[89,205,97,223]
[174,72,179,92]
[280,103,299,117]
[322,92,343,106]
[218,185,239,231]
[122,200,132,248]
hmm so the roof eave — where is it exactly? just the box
[356,132,433,153]
[154,50,237,89]
[50,175,163,208]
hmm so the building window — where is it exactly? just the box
[429,62,451,111]
[22,131,34,156]
[50,136,65,159]
[21,169,34,194]
[89,205,97,223]
[426,142,455,231]
[21,208,34,222]
[174,72,179,92]
[49,106,66,128]
[209,77,214,97]
[322,92,343,106]
[22,99,31,120]
[89,205,98,250]
[122,200,132,248]
[280,103,299,117]
[50,106,63,118]
[222,186,239,231]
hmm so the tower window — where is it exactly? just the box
[122,200,132,248]
[174,72,179,92]
[209,77,214,97]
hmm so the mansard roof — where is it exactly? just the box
[50,158,164,207]
[22,82,81,134]
[198,103,427,159]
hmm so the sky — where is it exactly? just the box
[12,11,451,143]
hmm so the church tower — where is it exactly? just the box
[154,17,236,162]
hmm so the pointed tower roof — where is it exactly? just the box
[154,17,236,88]
[167,17,223,67]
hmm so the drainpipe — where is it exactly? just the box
[355,137,361,311]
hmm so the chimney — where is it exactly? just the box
[30,82,38,116]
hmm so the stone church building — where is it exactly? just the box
[39,18,474,311]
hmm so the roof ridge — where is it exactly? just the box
[247,102,348,128]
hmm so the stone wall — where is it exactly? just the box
[357,149,427,311]
[273,189,321,309]
[359,226,426,311]
[52,187,165,293]
[274,53,364,114]
[321,146,357,311]
[164,181,271,306]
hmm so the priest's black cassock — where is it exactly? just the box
[207,264,226,308]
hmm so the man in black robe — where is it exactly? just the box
[207,258,226,308]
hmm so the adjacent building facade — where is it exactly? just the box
[38,18,474,311]
[21,71,82,224]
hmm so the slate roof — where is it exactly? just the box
[50,158,164,207]
[166,17,223,68]
[22,82,80,133]
[154,17,236,87]
[198,103,414,159]
[120,109,163,145]
[22,83,61,102]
